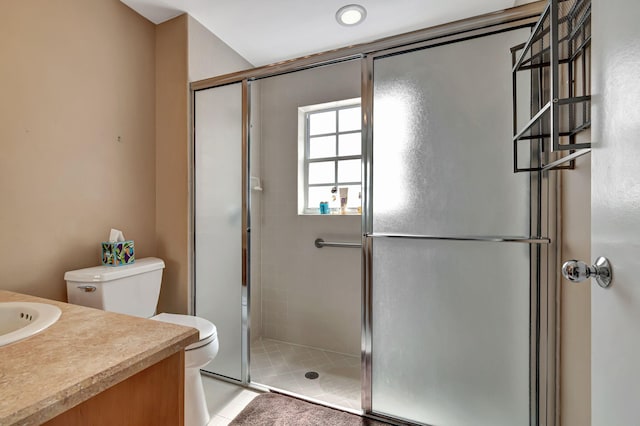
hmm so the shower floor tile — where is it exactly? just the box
[250,338,361,410]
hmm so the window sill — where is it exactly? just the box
[300,211,361,216]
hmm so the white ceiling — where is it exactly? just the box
[121,0,533,67]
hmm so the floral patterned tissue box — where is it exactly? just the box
[101,241,135,266]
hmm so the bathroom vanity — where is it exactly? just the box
[0,290,198,425]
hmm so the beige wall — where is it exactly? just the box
[0,0,156,302]
[0,3,250,314]
[187,16,252,82]
[560,155,591,426]
[155,15,189,314]
[258,60,362,355]
[155,14,252,315]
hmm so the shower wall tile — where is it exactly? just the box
[263,322,282,341]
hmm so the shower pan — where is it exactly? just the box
[192,2,556,425]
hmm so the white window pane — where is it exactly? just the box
[339,106,361,132]
[309,111,336,135]
[309,161,335,184]
[333,185,361,210]
[338,132,361,156]
[309,135,336,159]
[307,186,334,210]
[344,185,362,209]
[338,159,361,183]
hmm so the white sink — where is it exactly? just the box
[0,302,62,347]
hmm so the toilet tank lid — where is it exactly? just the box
[64,257,165,283]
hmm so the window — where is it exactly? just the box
[299,99,362,214]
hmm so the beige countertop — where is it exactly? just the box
[0,290,199,425]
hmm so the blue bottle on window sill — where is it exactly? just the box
[319,202,329,214]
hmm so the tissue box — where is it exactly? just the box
[101,241,135,266]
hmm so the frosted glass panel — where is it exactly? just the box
[194,84,242,380]
[370,28,532,425]
[371,238,529,425]
[372,29,531,236]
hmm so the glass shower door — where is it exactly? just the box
[194,83,243,381]
[368,28,534,425]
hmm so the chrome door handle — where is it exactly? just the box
[562,257,612,288]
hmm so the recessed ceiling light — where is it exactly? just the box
[336,4,367,26]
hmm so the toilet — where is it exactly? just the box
[64,257,217,426]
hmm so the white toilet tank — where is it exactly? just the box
[65,257,165,318]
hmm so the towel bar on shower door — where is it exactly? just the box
[365,233,551,244]
[314,238,362,248]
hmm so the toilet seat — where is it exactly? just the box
[151,313,217,351]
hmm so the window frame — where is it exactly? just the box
[302,101,362,215]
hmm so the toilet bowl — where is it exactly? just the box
[64,257,217,426]
[152,313,218,426]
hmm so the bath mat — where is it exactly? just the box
[229,393,392,426]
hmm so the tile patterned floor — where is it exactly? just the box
[202,375,261,425]
[250,338,361,410]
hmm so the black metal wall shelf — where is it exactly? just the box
[512,0,591,173]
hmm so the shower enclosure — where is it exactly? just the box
[193,3,556,425]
